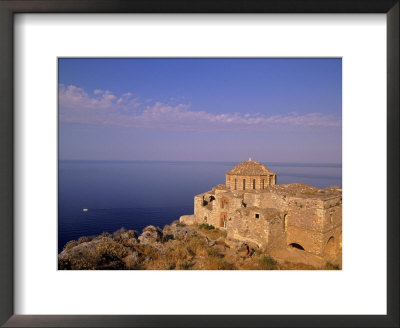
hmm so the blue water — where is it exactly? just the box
[58,160,341,253]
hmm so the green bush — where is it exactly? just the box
[259,255,278,270]
[207,248,218,258]
[198,223,215,230]
[325,262,340,270]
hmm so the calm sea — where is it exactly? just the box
[58,160,342,253]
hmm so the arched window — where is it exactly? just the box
[253,179,256,189]
[220,198,229,210]
[234,179,237,190]
[243,179,246,190]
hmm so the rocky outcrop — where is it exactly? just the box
[58,237,112,270]
[163,222,197,240]
[138,225,163,244]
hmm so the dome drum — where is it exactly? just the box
[225,159,277,191]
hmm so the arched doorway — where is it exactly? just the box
[220,212,228,228]
[289,243,305,250]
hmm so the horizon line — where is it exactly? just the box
[59,159,342,166]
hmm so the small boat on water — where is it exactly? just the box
[82,208,88,212]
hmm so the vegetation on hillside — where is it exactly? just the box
[59,223,340,270]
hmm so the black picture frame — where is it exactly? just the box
[0,1,398,327]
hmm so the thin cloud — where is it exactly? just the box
[59,84,341,130]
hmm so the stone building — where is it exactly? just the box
[180,159,342,260]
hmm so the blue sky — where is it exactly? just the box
[59,58,342,163]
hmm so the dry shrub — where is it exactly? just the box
[165,242,188,261]
[121,238,138,248]
[194,243,208,258]
[204,256,220,270]
[146,259,176,270]
[176,259,191,270]
[217,259,235,270]
[127,230,137,238]
[113,227,126,241]
[236,260,259,270]
[279,261,316,270]
[69,248,100,270]
[303,190,318,195]
[94,232,111,240]
[122,253,139,269]
[140,244,160,261]
[201,228,227,240]
[64,240,78,251]
[123,257,136,269]
[96,240,128,261]
[203,251,235,270]
[207,248,219,258]
[77,236,89,244]
[187,236,207,256]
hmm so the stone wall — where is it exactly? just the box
[284,195,342,255]
[286,197,325,232]
[226,207,285,249]
[259,192,287,209]
[190,192,217,226]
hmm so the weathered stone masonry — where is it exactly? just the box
[180,159,342,259]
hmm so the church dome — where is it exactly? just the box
[226,158,273,176]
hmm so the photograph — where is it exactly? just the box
[57,58,342,270]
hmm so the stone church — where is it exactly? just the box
[180,159,342,259]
